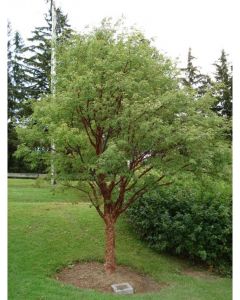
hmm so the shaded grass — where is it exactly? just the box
[8,178,88,203]
[8,179,232,300]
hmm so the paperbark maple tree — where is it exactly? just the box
[16,20,228,274]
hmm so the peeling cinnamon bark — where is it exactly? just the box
[104,215,116,274]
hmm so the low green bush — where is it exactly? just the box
[127,184,232,275]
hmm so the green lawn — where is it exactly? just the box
[8,178,88,203]
[8,179,232,300]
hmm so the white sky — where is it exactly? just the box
[6,0,234,75]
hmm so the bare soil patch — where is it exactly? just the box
[182,267,218,280]
[55,261,166,294]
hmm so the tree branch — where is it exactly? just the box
[119,174,166,214]
[118,186,146,216]
[65,141,84,163]
[75,106,96,148]
[61,182,89,195]
[81,116,96,148]
[138,165,153,179]
[87,190,104,219]
[114,176,127,213]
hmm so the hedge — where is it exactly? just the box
[127,186,232,275]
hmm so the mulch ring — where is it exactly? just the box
[55,261,167,294]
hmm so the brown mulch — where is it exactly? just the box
[55,261,166,294]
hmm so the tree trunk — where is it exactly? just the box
[104,217,116,274]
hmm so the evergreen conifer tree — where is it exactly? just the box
[181,48,212,97]
[8,6,73,172]
[8,23,28,122]
[8,23,30,171]
[212,50,232,117]
[181,48,202,88]
[23,7,72,101]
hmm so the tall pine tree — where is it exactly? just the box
[8,23,30,171]
[181,48,202,88]
[8,5,73,172]
[23,7,72,101]
[181,47,212,97]
[212,50,232,117]
[8,24,28,122]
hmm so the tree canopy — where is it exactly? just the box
[16,20,230,273]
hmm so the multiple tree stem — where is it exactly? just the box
[76,104,170,273]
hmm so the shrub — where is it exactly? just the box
[127,184,232,275]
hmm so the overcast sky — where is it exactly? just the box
[7,0,234,74]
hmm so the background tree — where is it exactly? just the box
[212,50,232,118]
[23,6,72,103]
[181,47,212,97]
[8,23,30,172]
[8,22,16,123]
[8,5,72,172]
[8,24,28,122]
[181,48,201,88]
[16,21,229,274]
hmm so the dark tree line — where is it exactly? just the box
[8,9,232,172]
[181,48,232,140]
[8,5,72,172]
[212,50,232,118]
[181,47,232,118]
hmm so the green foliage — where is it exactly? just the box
[8,6,72,172]
[16,20,229,212]
[23,6,72,100]
[212,50,232,118]
[127,180,232,275]
[181,48,212,97]
[14,21,231,275]
[8,123,32,172]
[181,48,202,88]
[8,24,29,121]
[8,23,33,172]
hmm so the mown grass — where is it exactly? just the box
[8,179,232,300]
[8,178,88,203]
